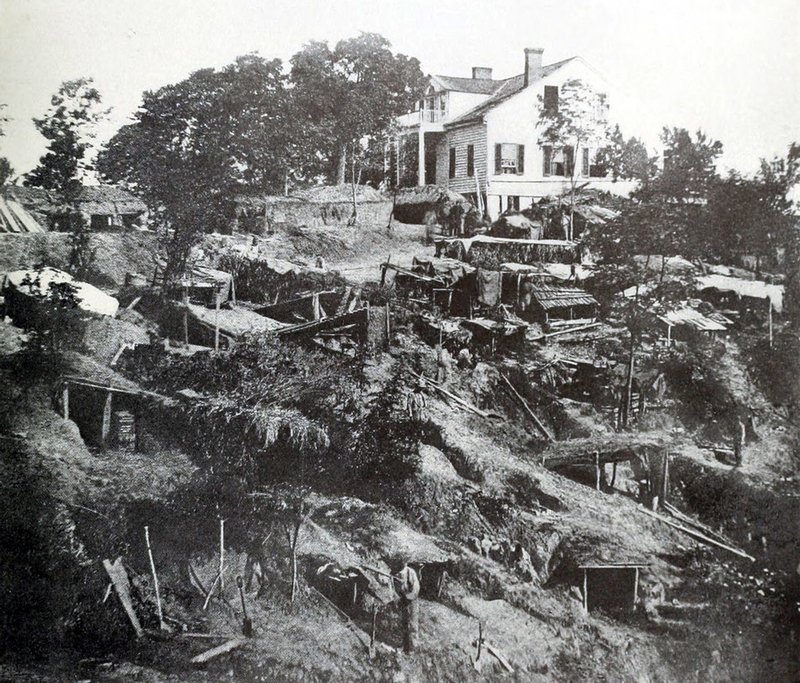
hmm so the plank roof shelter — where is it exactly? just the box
[0,193,45,233]
[578,561,649,613]
[528,284,598,328]
[4,185,148,231]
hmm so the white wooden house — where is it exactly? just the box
[395,48,636,220]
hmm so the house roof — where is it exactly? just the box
[530,285,598,311]
[657,306,730,332]
[0,194,45,233]
[431,75,500,95]
[4,185,147,216]
[445,58,578,127]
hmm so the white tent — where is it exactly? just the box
[3,267,119,317]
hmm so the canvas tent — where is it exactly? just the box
[3,267,119,319]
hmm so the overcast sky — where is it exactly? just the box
[1,0,798,178]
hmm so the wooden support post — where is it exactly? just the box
[660,449,669,507]
[214,293,220,352]
[183,286,189,345]
[582,569,588,611]
[231,277,236,306]
[370,605,378,658]
[768,300,773,349]
[101,391,112,448]
[385,302,391,346]
[610,461,617,488]
[594,451,601,491]
[144,526,166,630]
[62,382,69,421]
[633,567,639,610]
[219,518,225,594]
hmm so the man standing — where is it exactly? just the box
[395,560,420,653]
[733,416,746,467]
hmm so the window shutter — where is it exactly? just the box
[449,148,456,179]
[543,146,552,176]
[565,146,575,177]
[495,144,502,174]
[517,145,525,175]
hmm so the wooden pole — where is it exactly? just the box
[101,391,112,448]
[594,451,601,490]
[144,526,165,629]
[638,506,755,561]
[633,568,639,610]
[499,373,554,441]
[214,293,220,352]
[183,286,189,345]
[582,569,588,611]
[62,382,69,420]
[370,604,378,657]
[219,518,225,594]
[660,449,669,507]
[768,299,773,349]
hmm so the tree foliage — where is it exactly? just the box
[24,78,108,199]
[537,78,610,239]
[24,79,108,279]
[98,55,295,283]
[0,104,13,185]
[290,32,425,186]
[595,124,656,183]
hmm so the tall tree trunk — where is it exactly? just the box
[349,143,359,226]
[660,254,667,283]
[569,142,579,241]
[622,254,650,428]
[336,144,347,185]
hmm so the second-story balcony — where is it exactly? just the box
[397,107,447,129]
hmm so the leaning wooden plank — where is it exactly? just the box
[126,296,142,311]
[409,370,494,419]
[663,502,736,546]
[500,373,554,442]
[485,642,514,673]
[638,507,755,561]
[190,638,245,666]
[102,558,144,638]
[531,321,601,342]
[277,309,368,339]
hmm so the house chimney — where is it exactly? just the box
[472,67,493,80]
[524,48,544,86]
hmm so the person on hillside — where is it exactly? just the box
[395,560,420,653]
[733,416,747,467]
[511,542,536,582]
[435,343,451,383]
[406,386,427,422]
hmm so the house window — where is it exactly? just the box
[543,146,574,177]
[494,143,525,175]
[544,85,559,114]
[582,148,590,177]
[508,196,520,211]
[449,147,457,178]
[467,144,475,177]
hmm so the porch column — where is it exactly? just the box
[396,136,401,187]
[418,131,425,186]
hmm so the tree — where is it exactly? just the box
[538,78,610,240]
[98,55,294,285]
[0,104,13,186]
[24,79,109,279]
[289,32,425,219]
[594,124,656,185]
[25,78,109,200]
